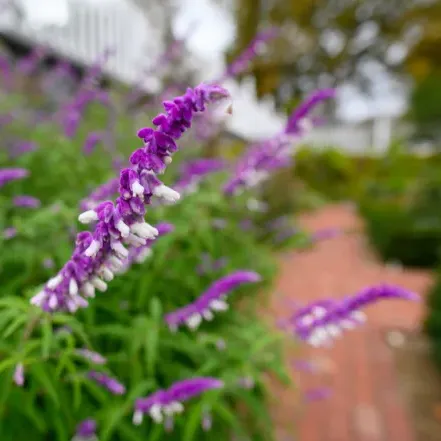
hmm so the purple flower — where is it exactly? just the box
[293,285,419,347]
[10,141,38,158]
[13,195,41,209]
[3,227,17,240]
[0,168,29,188]
[88,371,125,395]
[304,387,332,402]
[216,27,279,82]
[75,419,97,439]
[62,109,82,138]
[311,228,343,243]
[133,377,223,425]
[174,158,226,194]
[83,132,103,155]
[80,178,120,211]
[13,363,24,386]
[224,89,335,195]
[285,89,336,135]
[75,348,107,365]
[196,254,228,275]
[117,222,175,272]
[238,219,254,231]
[16,46,46,75]
[292,360,317,373]
[164,271,261,331]
[30,84,229,314]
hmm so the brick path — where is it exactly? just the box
[268,204,433,441]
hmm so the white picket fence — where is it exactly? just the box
[0,0,158,89]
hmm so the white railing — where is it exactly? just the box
[0,0,158,89]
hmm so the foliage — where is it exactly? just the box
[359,147,441,268]
[283,143,441,268]
[424,271,441,370]
[0,93,292,440]
[293,146,362,200]
[409,72,441,141]
[228,0,441,107]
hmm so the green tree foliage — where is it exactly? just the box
[226,0,441,110]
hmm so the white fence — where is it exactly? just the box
[301,118,404,153]
[0,0,157,89]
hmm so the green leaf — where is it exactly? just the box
[100,404,128,441]
[183,400,204,441]
[144,299,161,376]
[41,317,53,358]
[53,415,69,441]
[2,314,27,338]
[0,358,20,375]
[29,364,60,408]
[117,422,144,441]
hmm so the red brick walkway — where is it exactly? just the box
[269,204,433,441]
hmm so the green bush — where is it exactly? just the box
[424,272,441,369]
[0,96,291,441]
[360,200,441,268]
[293,146,360,200]
[291,143,441,269]
[410,72,441,141]
[359,150,441,268]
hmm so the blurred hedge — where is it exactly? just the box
[425,273,441,370]
[290,144,441,268]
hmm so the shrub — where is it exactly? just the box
[424,273,441,369]
[293,146,360,200]
[0,90,290,441]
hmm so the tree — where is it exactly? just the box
[226,0,441,110]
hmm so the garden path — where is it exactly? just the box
[268,203,433,441]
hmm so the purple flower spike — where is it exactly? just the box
[31,83,229,314]
[164,270,261,331]
[88,371,125,395]
[83,132,103,155]
[75,348,107,365]
[174,158,226,195]
[133,377,223,426]
[10,141,38,158]
[294,285,419,347]
[0,168,29,188]
[285,89,336,135]
[75,419,97,439]
[217,27,279,82]
[117,222,175,272]
[80,178,120,211]
[13,195,41,209]
[224,88,335,195]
